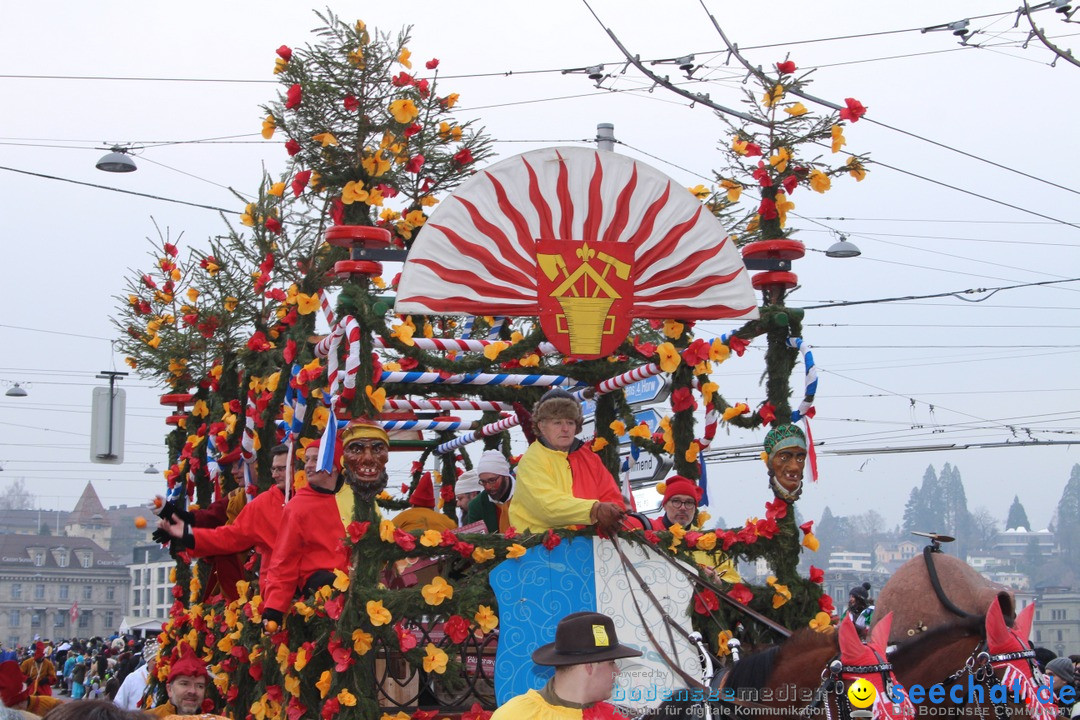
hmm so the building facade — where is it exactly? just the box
[0,535,130,648]
[126,544,175,623]
[1032,590,1080,658]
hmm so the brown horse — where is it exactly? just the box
[876,547,1015,644]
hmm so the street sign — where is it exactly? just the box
[623,450,672,484]
[619,409,662,445]
[581,375,671,417]
[90,386,126,464]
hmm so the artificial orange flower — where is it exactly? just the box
[474,605,499,634]
[422,644,448,674]
[657,343,681,373]
[809,170,831,194]
[421,576,454,606]
[366,600,391,626]
[389,99,419,124]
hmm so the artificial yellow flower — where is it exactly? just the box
[443,93,460,108]
[423,644,448,674]
[342,180,369,205]
[419,195,438,207]
[627,423,652,440]
[809,170,831,194]
[710,339,730,363]
[803,532,820,552]
[810,612,834,633]
[784,102,809,117]
[847,157,867,182]
[365,384,386,412]
[273,58,287,75]
[268,182,286,197]
[769,147,791,174]
[421,576,454,606]
[474,605,499,633]
[361,151,392,177]
[483,341,508,360]
[185,288,199,303]
[125,357,137,369]
[420,529,443,547]
[775,192,795,228]
[352,628,373,655]
[312,132,338,147]
[657,342,681,373]
[688,184,710,200]
[472,547,496,563]
[662,319,684,339]
[296,293,319,315]
[669,523,686,551]
[716,630,734,656]
[439,121,463,141]
[770,580,792,609]
[379,519,396,543]
[391,322,415,346]
[366,600,392,626]
[731,138,749,156]
[332,568,350,592]
[609,420,626,436]
[831,125,846,153]
[316,670,332,698]
[696,532,717,551]
[261,115,276,140]
[403,209,427,229]
[293,645,308,671]
[762,84,784,107]
[347,46,365,67]
[397,48,412,68]
[284,674,301,697]
[389,99,419,124]
[701,381,719,406]
[590,437,609,452]
[519,353,540,367]
[240,202,256,227]
[685,441,701,464]
[720,178,742,203]
[506,544,526,559]
[224,297,238,312]
[337,689,357,707]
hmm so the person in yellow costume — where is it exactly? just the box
[392,471,457,532]
[510,389,626,534]
[491,611,640,720]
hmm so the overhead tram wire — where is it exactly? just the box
[801,276,1080,310]
[693,0,1080,201]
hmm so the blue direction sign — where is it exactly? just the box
[581,376,671,417]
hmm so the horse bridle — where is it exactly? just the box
[805,646,900,720]
[939,642,1040,720]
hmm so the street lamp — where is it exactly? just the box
[4,382,28,397]
[825,235,862,258]
[96,147,137,173]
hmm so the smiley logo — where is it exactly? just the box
[847,678,877,709]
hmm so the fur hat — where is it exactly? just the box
[531,388,583,434]
[455,469,483,495]
[476,450,511,477]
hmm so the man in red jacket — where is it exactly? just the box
[157,444,291,577]
[260,421,391,626]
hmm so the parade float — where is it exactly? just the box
[113,10,871,718]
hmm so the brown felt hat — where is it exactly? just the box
[531,612,643,667]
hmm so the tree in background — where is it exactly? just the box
[1005,495,1031,532]
[0,478,35,511]
[968,507,1000,554]
[1052,464,1080,566]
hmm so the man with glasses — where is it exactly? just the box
[650,476,739,582]
[157,444,292,580]
[466,450,515,533]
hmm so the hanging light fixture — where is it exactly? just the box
[96,146,137,173]
[825,234,862,258]
[5,383,28,398]
[144,464,159,475]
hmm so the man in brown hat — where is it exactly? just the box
[490,611,641,719]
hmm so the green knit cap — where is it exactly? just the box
[763,424,807,459]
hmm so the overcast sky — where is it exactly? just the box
[1,1,1077,536]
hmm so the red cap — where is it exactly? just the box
[0,661,28,706]
[408,472,436,509]
[33,642,44,660]
[167,651,210,682]
[662,476,702,507]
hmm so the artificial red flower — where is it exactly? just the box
[755,518,779,539]
[744,142,763,157]
[416,78,430,98]
[727,335,750,357]
[291,170,311,197]
[694,589,720,615]
[330,197,345,225]
[283,338,297,364]
[391,71,414,87]
[799,520,814,535]
[425,58,440,69]
[440,530,458,547]
[285,84,302,110]
[141,274,157,289]
[321,698,340,720]
[346,520,369,547]
[453,148,474,165]
[453,540,474,558]
[394,528,416,551]
[819,594,835,614]
[378,183,399,199]
[809,566,824,583]
[633,337,657,358]
[285,138,301,156]
[439,483,455,503]
[670,387,697,413]
[324,594,345,620]
[248,662,263,681]
[782,174,798,195]
[461,704,492,720]
[543,529,561,550]
[758,198,778,220]
[644,531,660,545]
[266,685,284,704]
[343,95,359,111]
[443,615,470,643]
[504,526,518,539]
[399,356,419,371]
[265,287,287,302]
[247,331,272,352]
[776,60,796,75]
[764,497,788,521]
[681,338,711,366]
[404,123,422,138]
[163,242,178,257]
[405,155,425,173]
[839,97,867,123]
[757,403,776,424]
[265,217,283,234]
[276,45,292,61]
[412,712,439,720]
[286,700,306,720]
[394,620,418,651]
[729,583,754,605]
[752,163,773,187]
